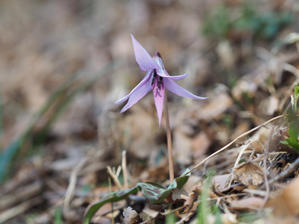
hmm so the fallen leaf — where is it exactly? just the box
[267,176,299,216]
[258,96,279,116]
[230,197,264,210]
[213,174,231,193]
[174,129,193,165]
[196,90,233,120]
[231,122,250,140]
[216,41,235,69]
[234,162,264,187]
[140,205,159,221]
[118,105,158,159]
[246,127,271,153]
[192,132,211,159]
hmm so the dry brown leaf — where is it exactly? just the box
[196,90,233,120]
[264,216,299,224]
[117,105,158,159]
[174,129,193,165]
[140,160,169,182]
[232,79,258,101]
[230,197,264,210]
[140,205,159,222]
[216,41,235,69]
[267,176,299,216]
[192,132,211,159]
[234,162,264,187]
[258,96,279,116]
[213,174,231,193]
[246,127,271,153]
[179,176,201,216]
[231,122,250,140]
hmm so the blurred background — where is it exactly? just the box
[0,0,298,223]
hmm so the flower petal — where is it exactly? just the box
[153,83,165,126]
[158,72,188,80]
[153,55,188,80]
[120,77,152,113]
[131,34,158,72]
[115,71,152,104]
[164,78,207,100]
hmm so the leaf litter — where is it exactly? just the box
[0,0,298,223]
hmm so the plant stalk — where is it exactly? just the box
[164,92,174,182]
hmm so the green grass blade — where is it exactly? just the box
[197,171,214,224]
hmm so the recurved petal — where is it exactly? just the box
[153,85,165,126]
[120,78,152,113]
[115,71,152,104]
[131,34,158,72]
[164,78,207,100]
[158,73,188,81]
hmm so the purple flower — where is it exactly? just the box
[116,35,207,125]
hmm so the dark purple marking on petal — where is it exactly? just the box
[152,76,165,126]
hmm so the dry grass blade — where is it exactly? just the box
[63,158,87,217]
[187,115,284,175]
[262,128,274,206]
[0,197,42,223]
[269,157,299,184]
[122,150,129,189]
[107,166,123,190]
[0,181,42,211]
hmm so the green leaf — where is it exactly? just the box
[281,84,299,154]
[166,213,177,224]
[281,123,299,152]
[83,172,190,224]
[137,182,165,203]
[84,187,139,224]
[288,124,299,147]
[54,207,63,224]
[294,85,299,112]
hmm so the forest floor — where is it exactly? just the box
[0,0,298,223]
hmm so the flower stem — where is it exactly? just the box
[164,92,174,182]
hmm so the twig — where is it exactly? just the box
[0,197,42,223]
[186,115,284,175]
[115,166,122,177]
[164,92,174,182]
[107,166,122,190]
[269,157,299,184]
[122,150,129,189]
[0,181,42,211]
[243,189,267,197]
[226,144,248,189]
[63,158,87,215]
[262,128,273,207]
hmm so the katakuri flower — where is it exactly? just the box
[116,35,207,125]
